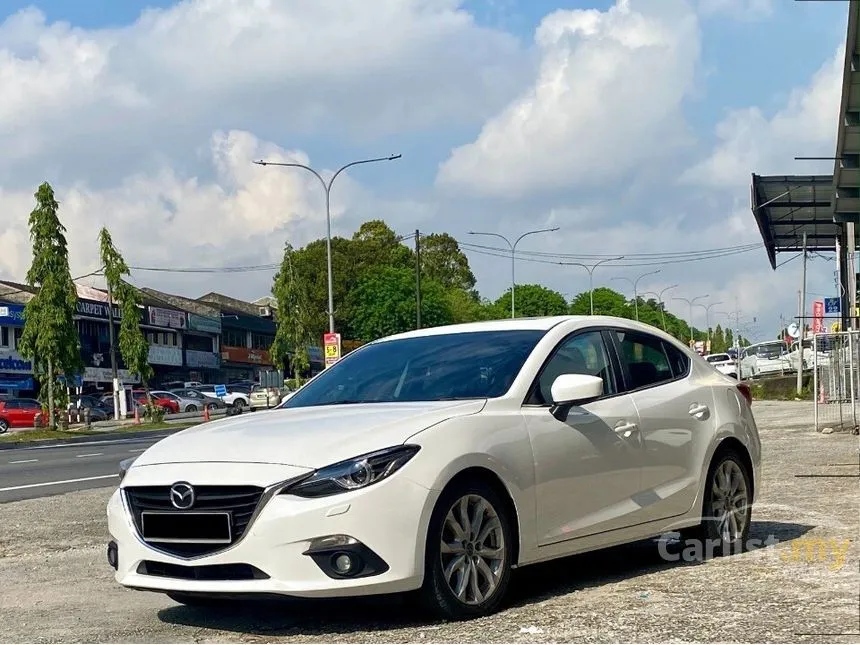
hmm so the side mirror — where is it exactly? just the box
[549,374,604,422]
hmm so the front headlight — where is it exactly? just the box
[118,457,137,484]
[283,445,420,498]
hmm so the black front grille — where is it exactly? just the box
[137,560,269,580]
[124,485,264,558]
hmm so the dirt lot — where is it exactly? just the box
[0,401,857,643]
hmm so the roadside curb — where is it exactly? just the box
[0,427,186,451]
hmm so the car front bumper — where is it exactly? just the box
[107,466,439,598]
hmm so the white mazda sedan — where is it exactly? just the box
[107,316,761,619]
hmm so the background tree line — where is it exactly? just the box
[274,219,752,350]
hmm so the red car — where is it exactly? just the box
[0,398,45,433]
[131,390,179,414]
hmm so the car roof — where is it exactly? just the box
[378,315,683,344]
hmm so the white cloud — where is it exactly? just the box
[697,0,773,20]
[683,45,843,188]
[0,1,527,183]
[436,0,701,198]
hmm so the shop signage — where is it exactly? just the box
[0,349,32,373]
[220,346,272,365]
[75,298,121,320]
[148,344,183,366]
[186,349,220,369]
[324,333,341,368]
[307,346,323,363]
[0,303,25,326]
[147,306,187,329]
[187,313,221,334]
[83,367,140,384]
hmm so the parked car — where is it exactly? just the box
[0,398,44,432]
[197,385,250,409]
[739,340,803,379]
[68,395,111,421]
[704,353,738,379]
[169,388,226,411]
[131,390,179,414]
[249,385,288,411]
[110,316,760,619]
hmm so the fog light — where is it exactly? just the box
[332,552,356,575]
[107,541,118,570]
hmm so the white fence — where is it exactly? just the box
[812,331,860,433]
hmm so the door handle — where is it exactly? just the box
[689,403,709,418]
[614,421,638,438]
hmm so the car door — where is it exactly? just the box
[18,399,42,427]
[521,329,645,546]
[610,329,714,522]
[3,400,23,427]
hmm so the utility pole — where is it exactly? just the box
[567,257,625,315]
[611,269,662,321]
[254,154,402,333]
[641,284,678,331]
[415,229,422,329]
[797,231,807,396]
[106,284,120,420]
[673,294,710,347]
[468,227,560,318]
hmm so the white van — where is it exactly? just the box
[739,340,803,379]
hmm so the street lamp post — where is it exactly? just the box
[467,227,560,318]
[611,269,662,321]
[641,284,679,331]
[567,257,625,315]
[254,154,402,334]
[672,294,710,346]
[695,301,723,349]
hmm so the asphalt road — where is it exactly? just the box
[0,434,168,503]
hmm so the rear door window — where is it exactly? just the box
[614,330,675,390]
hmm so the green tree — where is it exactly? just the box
[352,220,412,272]
[494,284,568,318]
[18,183,83,429]
[446,288,495,324]
[420,233,476,292]
[291,236,355,340]
[271,243,316,385]
[98,228,152,411]
[348,266,452,341]
[712,324,726,353]
[725,328,734,349]
[569,287,632,317]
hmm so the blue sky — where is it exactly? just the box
[0,0,851,341]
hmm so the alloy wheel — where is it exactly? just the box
[440,494,506,606]
[710,459,749,542]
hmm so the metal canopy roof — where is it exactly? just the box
[832,0,860,224]
[750,174,839,269]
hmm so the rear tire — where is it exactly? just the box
[685,449,752,556]
[233,398,247,410]
[419,478,514,620]
[185,404,198,413]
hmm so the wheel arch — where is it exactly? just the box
[710,435,755,502]
[428,466,522,566]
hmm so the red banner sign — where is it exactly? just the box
[812,300,824,334]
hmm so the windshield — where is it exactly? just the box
[282,329,546,408]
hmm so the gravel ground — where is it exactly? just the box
[0,401,857,643]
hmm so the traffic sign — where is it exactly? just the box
[824,297,841,314]
[214,384,227,397]
[323,333,342,368]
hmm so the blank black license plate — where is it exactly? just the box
[141,512,232,543]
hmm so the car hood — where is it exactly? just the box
[134,399,486,468]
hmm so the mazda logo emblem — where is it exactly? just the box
[169,482,195,510]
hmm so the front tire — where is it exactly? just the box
[185,404,198,413]
[233,398,247,410]
[419,479,514,620]
[0,419,8,434]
